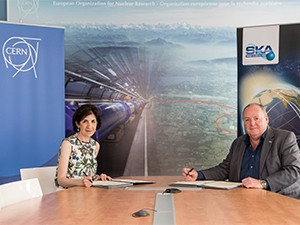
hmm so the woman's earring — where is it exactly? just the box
[77,127,80,132]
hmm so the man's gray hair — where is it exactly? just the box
[242,103,268,117]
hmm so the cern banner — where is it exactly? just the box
[0,22,65,184]
[237,24,300,146]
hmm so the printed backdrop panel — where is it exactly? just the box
[6,0,300,177]
[238,24,300,146]
[0,22,65,184]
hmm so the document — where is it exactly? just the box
[200,181,242,190]
[112,178,155,184]
[92,180,133,189]
[169,180,242,190]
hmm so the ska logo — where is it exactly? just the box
[2,36,41,78]
[245,44,275,61]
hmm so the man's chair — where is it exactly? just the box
[0,178,43,208]
[20,166,58,195]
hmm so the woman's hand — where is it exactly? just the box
[83,173,93,187]
[94,173,112,181]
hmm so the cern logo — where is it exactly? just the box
[2,36,41,78]
[17,0,39,22]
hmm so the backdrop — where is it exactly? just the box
[5,0,300,177]
[0,22,65,184]
[237,24,300,146]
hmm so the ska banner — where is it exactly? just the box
[0,22,65,184]
[237,24,300,146]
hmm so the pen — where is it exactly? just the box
[186,168,194,176]
[83,171,93,183]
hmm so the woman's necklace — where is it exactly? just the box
[76,133,90,143]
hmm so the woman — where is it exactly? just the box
[56,104,111,188]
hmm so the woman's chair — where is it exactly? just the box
[20,166,58,195]
[0,178,43,208]
[0,192,5,208]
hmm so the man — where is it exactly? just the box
[183,103,300,199]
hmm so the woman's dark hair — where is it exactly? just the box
[72,104,101,132]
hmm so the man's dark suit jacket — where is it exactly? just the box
[201,126,300,199]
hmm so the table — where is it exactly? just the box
[1,176,300,225]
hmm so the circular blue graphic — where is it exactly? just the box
[252,88,300,145]
[266,51,275,61]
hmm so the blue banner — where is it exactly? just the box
[0,22,65,184]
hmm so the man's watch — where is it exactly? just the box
[261,180,267,189]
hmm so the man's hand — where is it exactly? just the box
[182,168,197,181]
[242,177,263,189]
